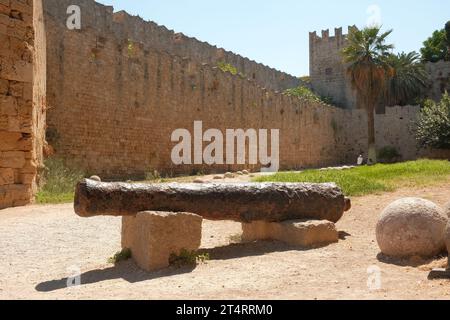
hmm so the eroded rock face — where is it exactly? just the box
[241,219,338,247]
[122,211,202,272]
[376,198,448,258]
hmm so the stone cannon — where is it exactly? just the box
[74,179,351,223]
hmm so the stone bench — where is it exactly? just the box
[121,211,339,272]
[75,180,349,272]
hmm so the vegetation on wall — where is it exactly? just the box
[217,61,238,75]
[283,86,332,104]
[299,76,311,83]
[416,92,450,150]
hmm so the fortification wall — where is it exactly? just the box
[309,27,357,109]
[310,27,450,111]
[425,60,450,101]
[42,0,302,93]
[42,2,429,179]
[0,0,46,209]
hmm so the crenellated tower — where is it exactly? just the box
[309,26,357,109]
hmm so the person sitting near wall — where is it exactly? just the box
[357,154,364,166]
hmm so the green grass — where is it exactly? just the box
[169,249,210,268]
[108,248,132,264]
[35,159,450,203]
[253,159,450,197]
[36,157,85,204]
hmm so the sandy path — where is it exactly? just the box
[0,184,449,300]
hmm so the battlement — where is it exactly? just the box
[43,0,302,91]
[309,25,358,109]
[309,25,357,43]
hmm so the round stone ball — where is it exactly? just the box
[376,198,447,258]
[89,175,102,182]
[445,221,450,256]
[444,201,450,218]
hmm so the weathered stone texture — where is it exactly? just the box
[74,180,351,223]
[122,211,203,272]
[242,219,339,247]
[43,0,302,93]
[376,198,448,258]
[0,0,46,210]
[425,61,450,102]
[309,27,357,110]
[40,0,441,180]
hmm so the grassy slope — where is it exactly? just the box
[36,158,84,204]
[36,159,450,203]
[254,160,450,196]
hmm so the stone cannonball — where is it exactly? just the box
[444,201,450,218]
[445,202,450,255]
[376,198,447,258]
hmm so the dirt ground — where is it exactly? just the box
[0,181,449,300]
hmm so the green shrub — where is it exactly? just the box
[145,169,161,181]
[217,61,239,76]
[420,28,449,62]
[108,248,132,264]
[283,86,330,104]
[377,146,401,163]
[416,92,450,149]
[299,76,311,83]
[169,249,210,267]
[36,157,85,204]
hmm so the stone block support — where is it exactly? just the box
[242,219,339,247]
[122,211,203,272]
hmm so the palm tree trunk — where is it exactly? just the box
[367,104,377,164]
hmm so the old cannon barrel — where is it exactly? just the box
[74,179,351,223]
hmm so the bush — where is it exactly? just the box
[108,248,132,264]
[217,61,238,76]
[169,249,210,267]
[416,92,450,149]
[283,86,330,104]
[377,146,401,163]
[36,157,85,204]
[420,29,449,62]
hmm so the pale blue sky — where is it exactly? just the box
[96,0,449,76]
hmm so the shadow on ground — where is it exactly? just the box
[36,240,336,292]
[376,252,448,268]
[198,239,335,261]
[35,261,196,292]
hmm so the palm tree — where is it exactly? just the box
[385,52,429,106]
[342,27,394,164]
